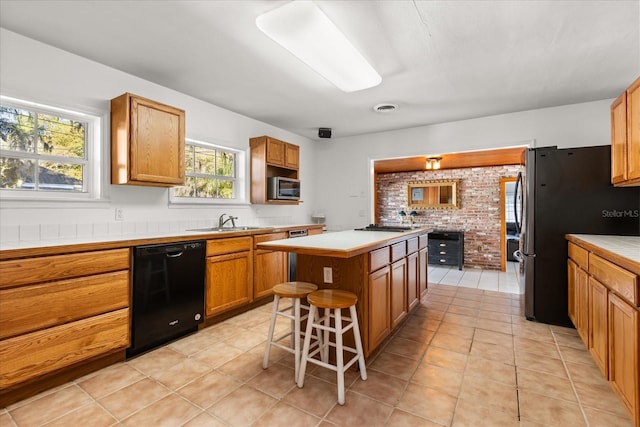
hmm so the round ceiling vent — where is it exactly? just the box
[373,103,398,113]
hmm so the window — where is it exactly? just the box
[170,138,246,204]
[0,97,102,201]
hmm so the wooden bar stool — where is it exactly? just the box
[263,281,319,380]
[297,289,367,405]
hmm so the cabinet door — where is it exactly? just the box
[390,258,407,329]
[608,293,639,423]
[568,259,589,344]
[285,144,299,169]
[627,78,640,181]
[369,266,390,352]
[588,277,608,377]
[419,247,428,297]
[206,251,252,317]
[254,249,287,299]
[568,259,577,326]
[611,92,628,184]
[130,96,185,185]
[266,138,285,166]
[407,252,419,311]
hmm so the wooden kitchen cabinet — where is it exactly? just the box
[609,292,639,425]
[0,248,131,402]
[205,237,252,317]
[588,277,608,377]
[111,93,185,187]
[407,249,419,311]
[567,235,640,426]
[418,234,429,297]
[611,76,640,187]
[249,136,300,204]
[368,265,391,351]
[568,258,589,344]
[390,241,408,329]
[253,232,288,299]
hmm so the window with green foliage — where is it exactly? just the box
[0,97,101,201]
[171,139,243,202]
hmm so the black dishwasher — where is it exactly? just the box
[128,240,206,357]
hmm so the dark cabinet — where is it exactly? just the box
[428,231,464,270]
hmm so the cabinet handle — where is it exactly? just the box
[439,251,446,255]
[440,259,446,263]
[439,243,446,247]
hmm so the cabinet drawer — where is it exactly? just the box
[419,235,428,249]
[0,249,130,289]
[0,271,130,340]
[428,254,459,265]
[0,308,130,389]
[207,237,252,256]
[590,254,638,306]
[391,242,407,263]
[253,232,288,249]
[369,247,390,272]
[568,242,589,270]
[407,237,419,254]
[429,241,460,251]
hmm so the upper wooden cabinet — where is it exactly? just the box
[111,93,185,187]
[611,76,640,187]
[250,135,300,204]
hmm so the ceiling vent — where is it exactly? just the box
[373,103,398,113]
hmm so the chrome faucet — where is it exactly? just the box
[218,213,237,228]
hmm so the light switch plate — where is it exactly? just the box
[323,267,333,284]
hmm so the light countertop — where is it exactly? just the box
[257,228,429,258]
[566,234,640,275]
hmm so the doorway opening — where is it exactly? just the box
[500,177,519,272]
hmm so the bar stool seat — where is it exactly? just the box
[297,289,367,405]
[262,281,319,380]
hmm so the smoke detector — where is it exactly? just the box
[373,103,398,113]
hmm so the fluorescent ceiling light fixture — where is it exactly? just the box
[256,1,382,92]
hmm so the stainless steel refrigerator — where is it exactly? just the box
[514,146,640,326]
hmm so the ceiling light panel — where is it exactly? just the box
[256,1,382,92]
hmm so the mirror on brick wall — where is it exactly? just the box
[407,180,460,210]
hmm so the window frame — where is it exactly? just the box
[169,137,249,206]
[0,96,105,204]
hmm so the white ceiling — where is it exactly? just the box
[1,0,638,141]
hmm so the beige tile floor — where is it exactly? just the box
[1,273,633,427]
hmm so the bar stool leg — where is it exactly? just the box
[293,297,301,380]
[350,305,367,380]
[335,308,345,405]
[262,295,280,369]
[322,308,330,362]
[297,305,316,388]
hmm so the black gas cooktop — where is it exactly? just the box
[355,224,413,232]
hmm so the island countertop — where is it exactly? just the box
[256,228,429,258]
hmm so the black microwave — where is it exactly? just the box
[267,176,300,200]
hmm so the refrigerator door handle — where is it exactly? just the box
[513,250,536,262]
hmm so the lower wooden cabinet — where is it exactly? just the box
[253,231,288,299]
[588,277,608,376]
[568,258,589,344]
[206,251,252,317]
[407,251,419,311]
[390,258,407,329]
[0,309,129,389]
[567,236,639,426]
[254,249,287,299]
[368,266,391,351]
[0,248,131,395]
[419,246,428,297]
[609,292,639,424]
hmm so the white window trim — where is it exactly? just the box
[0,96,108,207]
[169,138,250,206]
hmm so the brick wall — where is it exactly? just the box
[376,165,524,269]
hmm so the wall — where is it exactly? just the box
[0,29,316,245]
[312,99,613,232]
[376,165,523,269]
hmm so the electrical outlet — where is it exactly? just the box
[115,208,124,221]
[323,267,333,284]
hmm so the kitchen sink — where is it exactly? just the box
[187,226,268,233]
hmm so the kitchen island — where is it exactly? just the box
[258,228,430,356]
